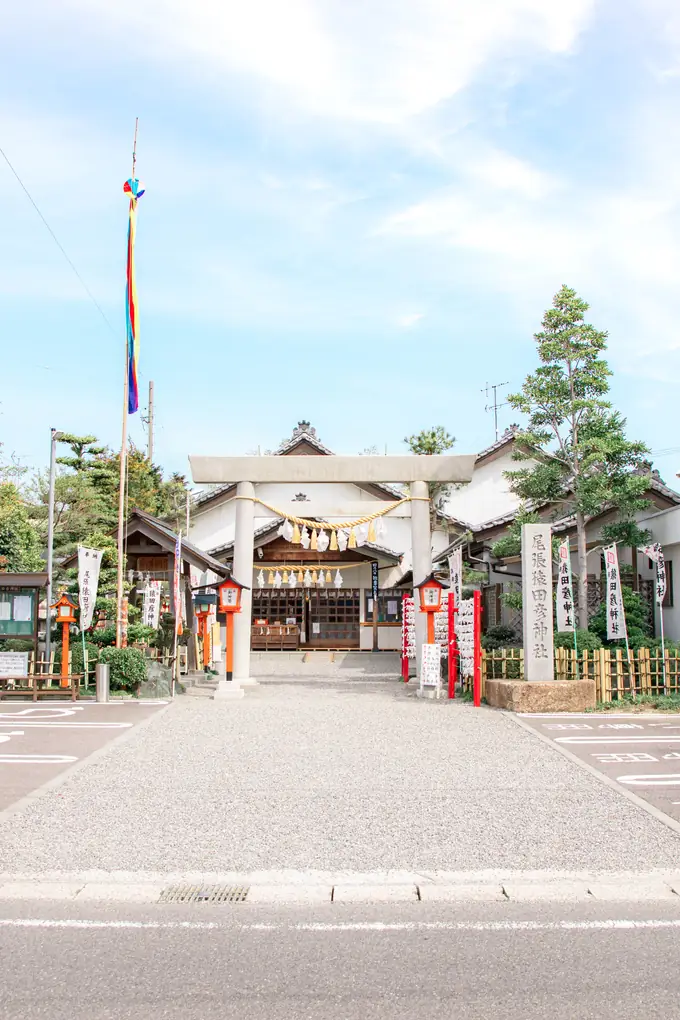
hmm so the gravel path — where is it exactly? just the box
[2,678,679,873]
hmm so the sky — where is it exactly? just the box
[3,0,680,485]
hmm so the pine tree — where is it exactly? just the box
[507,286,649,628]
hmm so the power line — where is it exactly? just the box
[0,143,116,335]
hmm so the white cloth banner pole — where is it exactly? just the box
[78,546,103,632]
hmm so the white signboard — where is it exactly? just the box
[522,524,554,682]
[457,598,475,677]
[12,596,32,622]
[420,642,442,690]
[0,652,29,677]
[556,539,575,633]
[78,546,103,632]
[604,544,627,642]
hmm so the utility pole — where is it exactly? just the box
[147,380,154,462]
[482,381,509,442]
[45,428,63,669]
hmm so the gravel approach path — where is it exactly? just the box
[2,677,679,873]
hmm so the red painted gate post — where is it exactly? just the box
[401,593,409,682]
[473,589,482,708]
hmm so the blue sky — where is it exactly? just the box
[3,0,680,484]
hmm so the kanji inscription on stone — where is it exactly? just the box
[521,523,555,682]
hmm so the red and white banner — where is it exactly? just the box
[639,542,666,605]
[556,539,575,633]
[604,544,627,642]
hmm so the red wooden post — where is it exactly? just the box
[401,593,409,682]
[448,591,458,700]
[473,589,482,708]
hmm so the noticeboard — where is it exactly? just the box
[0,589,36,636]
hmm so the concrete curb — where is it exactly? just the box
[0,871,679,904]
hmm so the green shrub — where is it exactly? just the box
[88,626,117,647]
[554,629,602,652]
[482,625,519,650]
[54,641,100,676]
[590,586,651,645]
[0,638,34,652]
[98,647,147,692]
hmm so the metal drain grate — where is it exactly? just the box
[160,883,250,904]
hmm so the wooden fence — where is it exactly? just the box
[477,647,680,702]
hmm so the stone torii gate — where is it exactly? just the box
[189,454,476,697]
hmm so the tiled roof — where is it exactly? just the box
[475,426,520,463]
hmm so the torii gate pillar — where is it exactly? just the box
[410,480,431,682]
[232,481,257,686]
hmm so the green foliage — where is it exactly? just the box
[589,585,651,646]
[404,426,456,519]
[500,588,523,612]
[596,693,680,713]
[55,434,106,473]
[491,507,541,559]
[506,286,650,625]
[0,638,34,652]
[554,629,602,652]
[98,646,147,691]
[482,625,519,650]
[87,626,117,647]
[0,482,42,571]
[403,426,455,456]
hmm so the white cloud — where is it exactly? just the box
[60,0,594,124]
[396,312,425,329]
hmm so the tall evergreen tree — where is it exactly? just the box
[507,286,649,628]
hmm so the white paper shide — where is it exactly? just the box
[457,598,475,678]
[78,546,103,632]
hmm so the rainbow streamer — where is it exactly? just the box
[123,177,144,414]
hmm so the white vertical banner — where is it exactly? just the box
[556,539,575,633]
[78,546,103,632]
[639,543,666,604]
[448,547,462,630]
[604,544,627,642]
[143,581,162,629]
[173,533,182,636]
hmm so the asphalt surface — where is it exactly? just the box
[517,713,680,824]
[0,702,167,811]
[2,681,680,872]
[1,899,680,1019]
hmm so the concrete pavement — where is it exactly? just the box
[2,898,680,1019]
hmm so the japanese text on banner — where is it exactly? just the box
[556,539,575,633]
[77,546,103,632]
[604,544,627,641]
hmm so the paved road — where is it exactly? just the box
[1,899,680,1018]
[0,702,167,812]
[517,713,680,824]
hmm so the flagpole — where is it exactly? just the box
[116,118,138,649]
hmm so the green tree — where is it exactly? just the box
[404,426,455,456]
[507,286,649,628]
[589,586,650,647]
[0,483,42,571]
[56,433,106,473]
[404,426,456,522]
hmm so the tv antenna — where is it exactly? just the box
[482,381,509,442]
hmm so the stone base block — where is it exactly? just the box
[212,681,244,701]
[485,679,596,713]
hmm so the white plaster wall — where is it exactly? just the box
[443,448,524,527]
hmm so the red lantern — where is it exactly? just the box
[50,593,77,687]
[414,574,448,644]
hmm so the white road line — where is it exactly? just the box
[617,774,680,786]
[1,917,680,933]
[0,755,78,764]
[556,736,680,744]
[0,708,83,718]
[0,722,132,729]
